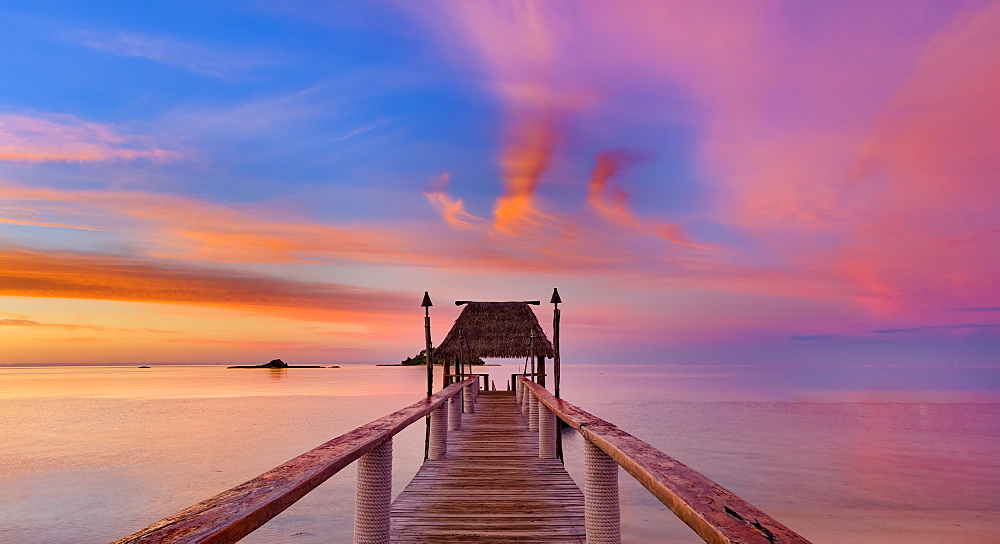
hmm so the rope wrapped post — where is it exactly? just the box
[521,382,530,418]
[584,439,620,544]
[448,390,462,431]
[515,378,523,404]
[529,391,539,432]
[428,404,448,459]
[538,402,557,458]
[353,437,392,544]
[463,382,475,414]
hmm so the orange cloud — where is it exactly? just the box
[586,151,703,248]
[494,113,558,234]
[0,248,413,319]
[0,181,425,265]
[0,113,179,162]
[424,172,488,230]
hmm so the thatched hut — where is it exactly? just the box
[435,301,553,387]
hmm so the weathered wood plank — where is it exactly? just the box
[522,378,812,544]
[390,394,585,543]
[113,378,477,544]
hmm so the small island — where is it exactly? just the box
[228,358,324,369]
[377,350,488,366]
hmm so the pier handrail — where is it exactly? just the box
[113,377,477,544]
[520,377,810,544]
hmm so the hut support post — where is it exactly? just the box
[584,439,621,544]
[537,355,546,387]
[428,404,448,459]
[353,437,392,544]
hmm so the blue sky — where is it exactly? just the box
[0,1,997,396]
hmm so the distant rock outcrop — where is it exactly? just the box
[398,350,486,366]
[228,358,324,369]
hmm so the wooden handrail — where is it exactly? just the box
[114,378,476,544]
[520,378,811,544]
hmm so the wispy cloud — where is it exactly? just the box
[74,31,276,80]
[0,318,103,330]
[424,172,489,231]
[0,248,414,320]
[956,307,1000,313]
[586,150,703,248]
[791,333,838,341]
[871,323,999,334]
[0,113,180,163]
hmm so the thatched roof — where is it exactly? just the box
[435,302,554,360]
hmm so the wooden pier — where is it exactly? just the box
[113,298,812,544]
[391,391,584,543]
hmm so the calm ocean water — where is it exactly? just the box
[0,363,997,543]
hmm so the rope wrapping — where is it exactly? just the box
[353,437,392,544]
[584,439,621,544]
[538,402,557,458]
[521,383,530,417]
[448,391,462,431]
[515,379,523,404]
[463,383,475,414]
[529,392,539,432]
[428,404,448,459]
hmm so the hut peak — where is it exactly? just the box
[435,301,554,360]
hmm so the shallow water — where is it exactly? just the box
[0,363,997,543]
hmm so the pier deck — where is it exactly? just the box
[391,391,585,543]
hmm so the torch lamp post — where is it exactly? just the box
[551,287,561,398]
[421,292,433,397]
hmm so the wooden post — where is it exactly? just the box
[551,288,563,461]
[537,355,546,387]
[584,439,620,544]
[448,390,462,431]
[428,404,448,459]
[551,288,561,398]
[529,392,539,432]
[538,403,557,458]
[421,292,433,461]
[529,331,536,383]
[443,357,451,388]
[354,437,392,544]
[521,380,530,417]
[422,292,434,397]
[463,382,475,414]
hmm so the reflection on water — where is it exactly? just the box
[0,363,997,543]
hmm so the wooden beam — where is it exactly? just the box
[113,378,476,544]
[520,378,812,544]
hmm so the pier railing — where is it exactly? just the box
[518,377,811,544]
[113,376,479,544]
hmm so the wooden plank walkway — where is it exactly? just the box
[391,391,585,543]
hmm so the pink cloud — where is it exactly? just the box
[424,172,489,230]
[414,0,998,322]
[586,150,703,248]
[0,113,180,163]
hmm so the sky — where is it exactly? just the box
[0,1,998,378]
